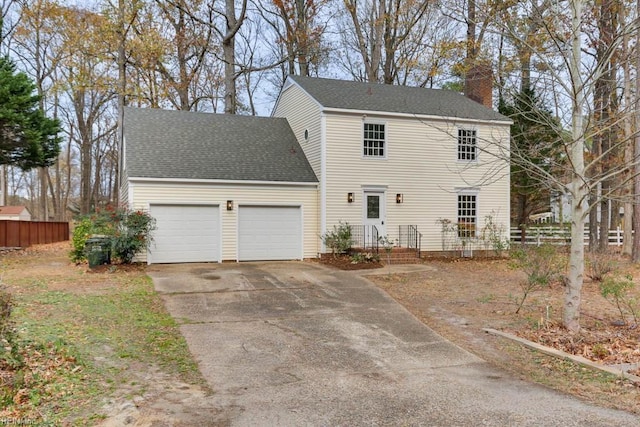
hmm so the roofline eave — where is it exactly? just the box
[128,177,319,187]
[320,107,513,125]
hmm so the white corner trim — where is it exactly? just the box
[320,112,327,251]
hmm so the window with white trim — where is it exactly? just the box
[457,193,477,238]
[363,123,385,157]
[457,128,477,161]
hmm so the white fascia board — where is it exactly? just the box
[321,107,513,126]
[128,177,318,188]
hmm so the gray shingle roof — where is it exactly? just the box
[287,75,510,122]
[124,107,318,183]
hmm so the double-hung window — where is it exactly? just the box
[363,123,385,157]
[457,128,477,161]
[457,193,477,238]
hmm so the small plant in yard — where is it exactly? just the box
[350,252,380,264]
[321,222,353,257]
[480,213,509,256]
[586,251,618,282]
[599,274,639,326]
[437,218,458,251]
[0,285,21,370]
[510,244,564,314]
[379,235,394,275]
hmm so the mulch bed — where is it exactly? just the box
[319,254,383,270]
[84,262,147,274]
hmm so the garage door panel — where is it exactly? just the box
[238,206,301,261]
[150,205,220,263]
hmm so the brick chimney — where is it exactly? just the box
[464,62,493,109]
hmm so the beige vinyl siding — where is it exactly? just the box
[129,181,319,261]
[323,113,510,251]
[273,84,322,178]
[0,211,31,221]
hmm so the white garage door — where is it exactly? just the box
[238,206,302,261]
[150,205,220,263]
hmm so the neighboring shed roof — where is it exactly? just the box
[124,107,318,183]
[286,75,510,122]
[0,206,29,215]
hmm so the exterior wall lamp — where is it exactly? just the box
[226,200,233,211]
[396,193,403,204]
[347,193,354,203]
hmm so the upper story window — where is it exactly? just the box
[457,128,477,161]
[457,193,477,238]
[364,123,385,157]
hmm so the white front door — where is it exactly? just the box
[363,191,385,246]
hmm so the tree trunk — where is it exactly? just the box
[0,165,5,205]
[116,0,126,205]
[295,0,310,77]
[223,0,239,114]
[633,0,640,262]
[564,0,586,332]
[596,0,616,252]
[588,189,598,252]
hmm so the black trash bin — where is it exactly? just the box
[86,235,112,268]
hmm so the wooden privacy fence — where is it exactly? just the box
[0,220,70,248]
[510,226,629,247]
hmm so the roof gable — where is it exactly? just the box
[124,108,317,183]
[0,206,28,215]
[286,75,510,122]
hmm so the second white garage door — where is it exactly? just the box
[150,204,220,263]
[238,206,302,261]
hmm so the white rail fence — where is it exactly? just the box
[510,226,628,247]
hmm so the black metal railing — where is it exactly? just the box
[350,224,379,252]
[398,225,422,258]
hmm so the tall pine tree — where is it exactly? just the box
[0,56,60,170]
[499,88,562,227]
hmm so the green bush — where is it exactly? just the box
[112,210,156,264]
[71,217,101,262]
[70,206,156,264]
[321,222,353,257]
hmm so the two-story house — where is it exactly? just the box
[120,76,511,263]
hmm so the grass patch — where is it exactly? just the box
[1,250,202,424]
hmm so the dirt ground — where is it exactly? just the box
[369,257,640,414]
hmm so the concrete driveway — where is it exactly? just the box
[148,262,638,426]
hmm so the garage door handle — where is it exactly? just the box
[382,221,384,225]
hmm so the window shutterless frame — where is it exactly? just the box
[363,122,386,158]
[457,192,478,238]
[457,128,477,162]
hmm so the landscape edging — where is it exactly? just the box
[483,328,640,384]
